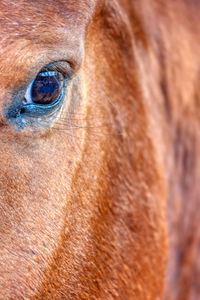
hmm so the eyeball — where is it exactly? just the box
[24,71,64,105]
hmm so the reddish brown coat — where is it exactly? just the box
[0,0,199,299]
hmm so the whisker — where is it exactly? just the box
[66,110,82,154]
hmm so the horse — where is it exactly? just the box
[0,0,199,299]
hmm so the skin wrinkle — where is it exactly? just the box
[0,0,199,299]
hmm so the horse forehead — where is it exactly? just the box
[0,0,96,36]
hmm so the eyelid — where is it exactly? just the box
[40,61,74,79]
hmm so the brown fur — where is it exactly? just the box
[0,0,199,299]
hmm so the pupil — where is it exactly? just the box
[31,72,64,105]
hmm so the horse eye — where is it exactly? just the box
[24,71,64,105]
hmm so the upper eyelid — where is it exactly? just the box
[40,61,74,78]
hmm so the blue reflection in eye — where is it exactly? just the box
[24,71,64,106]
